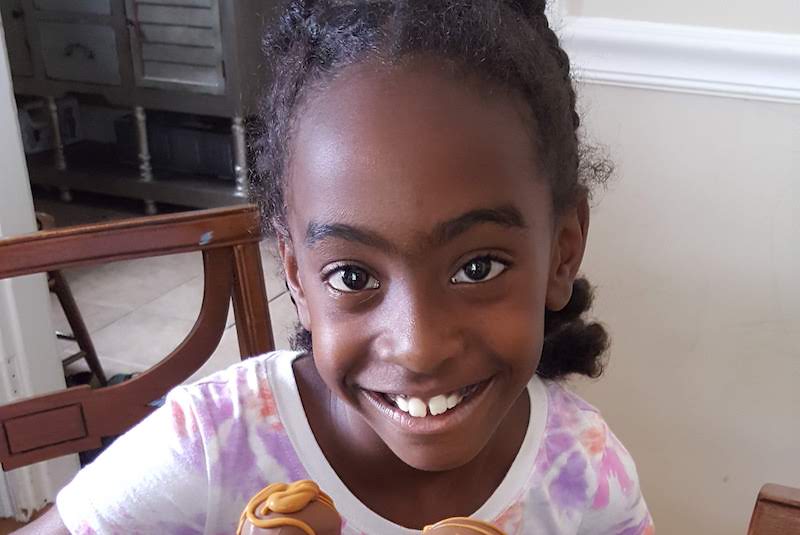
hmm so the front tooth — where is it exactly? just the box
[408,397,427,418]
[395,395,409,413]
[428,395,448,416]
[446,392,462,409]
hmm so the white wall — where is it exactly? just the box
[566,0,800,34]
[571,82,800,534]
[558,4,800,532]
[0,14,80,521]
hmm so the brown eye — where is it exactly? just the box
[326,265,380,293]
[451,256,508,284]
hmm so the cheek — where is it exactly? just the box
[491,297,546,371]
[481,270,548,373]
[305,291,370,392]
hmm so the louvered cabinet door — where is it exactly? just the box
[125,0,226,95]
[33,0,112,15]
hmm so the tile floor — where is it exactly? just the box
[53,243,299,385]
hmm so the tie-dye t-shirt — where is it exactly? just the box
[56,351,654,534]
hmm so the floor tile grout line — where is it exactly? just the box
[268,289,288,303]
[85,307,138,337]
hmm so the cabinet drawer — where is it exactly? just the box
[127,0,225,94]
[39,22,121,85]
[34,0,112,15]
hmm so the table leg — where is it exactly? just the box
[47,97,72,203]
[232,115,248,197]
[134,106,157,215]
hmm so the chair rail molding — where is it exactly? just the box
[560,16,800,104]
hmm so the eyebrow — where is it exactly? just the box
[305,205,527,253]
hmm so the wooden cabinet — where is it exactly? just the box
[3,0,280,212]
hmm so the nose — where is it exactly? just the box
[375,282,465,376]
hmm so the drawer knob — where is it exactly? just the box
[64,43,96,60]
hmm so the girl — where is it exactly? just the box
[28,1,654,533]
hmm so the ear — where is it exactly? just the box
[545,195,590,311]
[278,238,312,331]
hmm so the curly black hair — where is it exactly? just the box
[251,0,612,380]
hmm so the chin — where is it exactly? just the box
[385,433,490,473]
[403,454,477,473]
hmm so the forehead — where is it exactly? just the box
[286,61,550,246]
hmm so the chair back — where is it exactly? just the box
[747,483,800,535]
[0,205,273,470]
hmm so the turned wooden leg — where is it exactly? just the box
[59,188,73,202]
[47,97,66,171]
[232,115,248,197]
[134,106,157,215]
[143,199,157,215]
[47,97,72,202]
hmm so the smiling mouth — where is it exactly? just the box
[382,382,484,417]
[362,378,491,423]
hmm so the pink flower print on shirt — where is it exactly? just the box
[256,382,284,431]
[614,514,655,535]
[579,423,605,456]
[590,433,634,510]
[169,397,205,471]
[73,521,98,535]
[171,398,197,439]
[493,500,524,534]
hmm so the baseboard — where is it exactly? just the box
[560,16,800,104]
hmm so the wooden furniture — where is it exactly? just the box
[37,212,109,387]
[0,205,274,470]
[1,0,279,213]
[748,483,800,535]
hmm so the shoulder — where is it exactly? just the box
[158,350,305,467]
[173,350,301,426]
[170,350,311,519]
[540,380,639,497]
[534,381,654,533]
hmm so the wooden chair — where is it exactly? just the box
[747,483,800,535]
[0,205,274,470]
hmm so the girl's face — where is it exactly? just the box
[280,61,587,472]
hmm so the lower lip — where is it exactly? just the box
[360,379,493,435]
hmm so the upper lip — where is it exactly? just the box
[360,377,492,399]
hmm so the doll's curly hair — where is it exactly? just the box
[251,0,613,380]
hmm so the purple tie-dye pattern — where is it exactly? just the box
[258,425,309,481]
[164,525,203,535]
[549,450,589,511]
[204,383,235,421]
[544,432,577,467]
[214,419,268,503]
